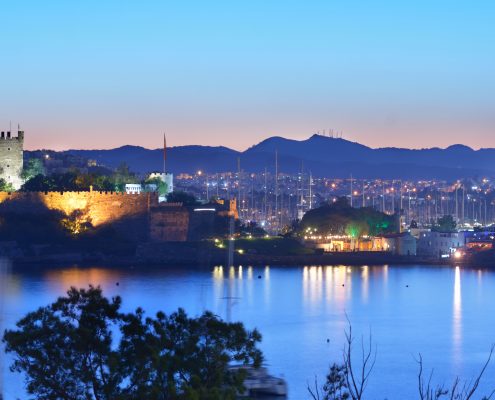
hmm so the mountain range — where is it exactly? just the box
[41,135,495,180]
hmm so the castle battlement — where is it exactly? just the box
[0,190,158,197]
[0,191,159,229]
[0,130,24,141]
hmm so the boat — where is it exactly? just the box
[231,365,288,397]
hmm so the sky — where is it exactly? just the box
[1,0,494,151]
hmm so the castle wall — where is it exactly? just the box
[0,191,157,224]
[0,191,159,241]
[0,190,235,243]
[149,203,189,242]
[0,130,24,189]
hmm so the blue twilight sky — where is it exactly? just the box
[0,0,494,151]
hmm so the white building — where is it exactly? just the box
[125,183,142,194]
[417,231,466,258]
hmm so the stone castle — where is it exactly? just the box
[0,190,237,242]
[0,129,237,243]
[0,128,24,189]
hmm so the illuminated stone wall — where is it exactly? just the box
[0,191,158,241]
[0,191,156,225]
[0,191,193,242]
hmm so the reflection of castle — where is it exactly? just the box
[0,128,24,189]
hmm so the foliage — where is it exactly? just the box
[310,324,495,400]
[21,171,115,192]
[240,221,267,238]
[21,158,45,181]
[0,178,15,192]
[309,364,350,400]
[301,197,396,238]
[60,209,93,236]
[74,172,114,191]
[280,220,300,238]
[432,215,457,233]
[416,348,494,400]
[3,286,263,400]
[113,163,138,192]
[344,220,369,239]
[144,176,168,196]
[20,162,139,193]
[19,174,51,191]
[308,323,376,400]
[0,210,69,245]
[166,190,200,206]
[323,364,350,400]
[0,205,139,255]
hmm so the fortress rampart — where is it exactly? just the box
[0,191,159,242]
[0,191,194,242]
[0,191,158,227]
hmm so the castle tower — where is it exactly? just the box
[0,127,24,190]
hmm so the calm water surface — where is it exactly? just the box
[2,262,495,399]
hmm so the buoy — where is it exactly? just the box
[258,275,262,279]
[342,284,345,287]
[406,285,409,287]
[116,282,120,286]
[326,338,330,343]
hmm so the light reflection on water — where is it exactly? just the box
[2,261,495,399]
[453,266,462,367]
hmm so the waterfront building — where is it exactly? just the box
[417,231,466,257]
[377,232,417,256]
[304,232,417,255]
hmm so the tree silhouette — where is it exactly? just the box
[3,286,263,400]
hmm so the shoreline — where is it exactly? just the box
[8,249,495,269]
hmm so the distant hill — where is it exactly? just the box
[30,135,495,180]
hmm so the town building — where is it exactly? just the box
[304,232,417,255]
[377,232,417,256]
[125,183,142,194]
[417,231,466,257]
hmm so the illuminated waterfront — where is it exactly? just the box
[2,263,495,399]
